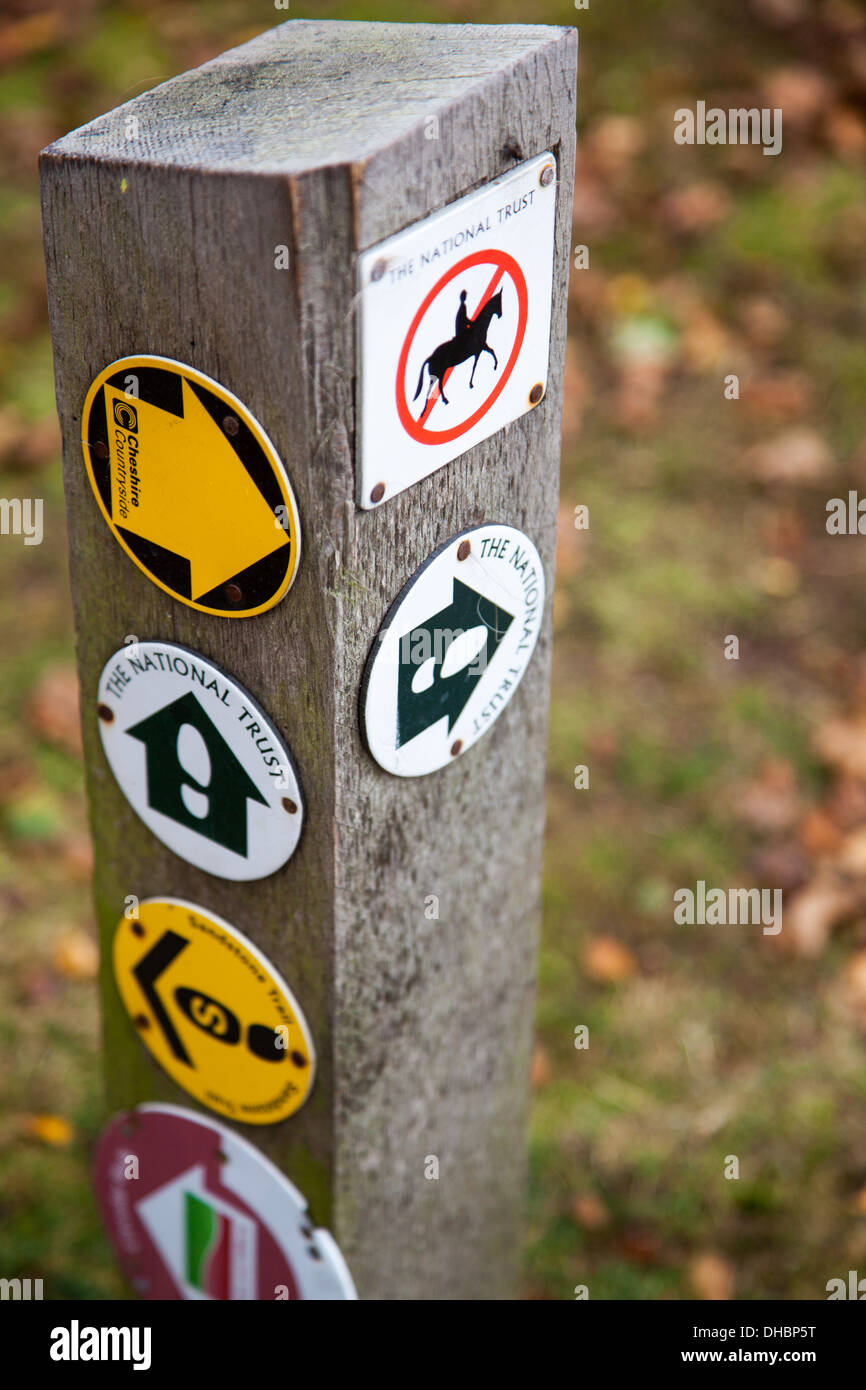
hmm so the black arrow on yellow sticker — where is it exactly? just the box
[82,357,301,617]
[133,929,193,1066]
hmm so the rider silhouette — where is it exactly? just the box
[455,289,469,336]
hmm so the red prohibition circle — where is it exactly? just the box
[395,248,529,445]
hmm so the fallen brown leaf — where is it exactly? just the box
[750,555,800,597]
[824,775,866,829]
[572,160,620,236]
[661,181,731,235]
[738,296,789,349]
[798,807,844,857]
[584,114,644,176]
[0,759,34,804]
[750,0,806,25]
[613,363,670,432]
[582,935,638,983]
[18,968,61,1007]
[21,1114,75,1147]
[824,105,866,159]
[735,758,800,832]
[744,428,832,484]
[833,827,866,876]
[618,1229,660,1266]
[60,833,94,882]
[570,1191,610,1230]
[24,665,82,757]
[0,11,63,66]
[839,949,866,1028]
[530,1042,552,1090]
[51,928,99,981]
[742,372,814,422]
[814,718,866,781]
[750,841,810,893]
[689,1251,735,1300]
[785,873,859,957]
[762,67,832,128]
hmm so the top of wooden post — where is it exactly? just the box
[42,20,574,177]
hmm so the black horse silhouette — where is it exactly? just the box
[413,288,503,413]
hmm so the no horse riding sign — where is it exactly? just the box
[357,152,557,507]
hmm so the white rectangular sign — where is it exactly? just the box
[356,152,557,508]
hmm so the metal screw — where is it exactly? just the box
[93,440,109,460]
[97,703,114,723]
[450,740,463,757]
[131,920,144,938]
[224,582,243,604]
[291,1051,308,1068]
[457,540,471,561]
[539,165,555,187]
[282,797,298,815]
[222,415,240,436]
[529,382,545,405]
[370,482,385,504]
[134,1013,149,1030]
[370,259,387,282]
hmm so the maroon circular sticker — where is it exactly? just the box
[94,1104,356,1300]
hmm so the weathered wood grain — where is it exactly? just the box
[40,18,577,1300]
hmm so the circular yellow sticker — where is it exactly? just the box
[81,356,301,617]
[113,899,314,1125]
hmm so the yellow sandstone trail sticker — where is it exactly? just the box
[114,899,315,1124]
[82,356,301,617]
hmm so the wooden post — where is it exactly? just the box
[40,19,576,1300]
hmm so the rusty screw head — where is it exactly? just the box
[222,415,240,436]
[97,703,114,723]
[281,797,298,815]
[529,382,545,406]
[370,482,385,504]
[224,582,243,604]
[130,920,145,938]
[539,165,555,187]
[93,440,109,460]
[370,259,387,283]
[134,1013,149,1030]
[457,540,471,561]
[291,1051,308,1068]
[450,739,463,758]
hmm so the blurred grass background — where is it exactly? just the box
[1,0,866,1300]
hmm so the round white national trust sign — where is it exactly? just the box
[361,524,545,776]
[97,641,303,880]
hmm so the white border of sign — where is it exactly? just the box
[361,523,545,777]
[115,1103,357,1300]
[97,641,304,880]
[357,152,557,508]
[113,897,317,1121]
